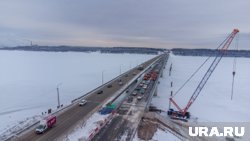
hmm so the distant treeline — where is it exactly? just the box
[0,46,165,55]
[171,48,250,58]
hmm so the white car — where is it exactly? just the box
[143,84,148,89]
[137,96,142,100]
[132,91,137,96]
[79,100,87,106]
[146,80,151,84]
[119,82,123,86]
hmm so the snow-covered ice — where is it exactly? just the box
[152,53,250,122]
[149,53,250,141]
[0,50,155,136]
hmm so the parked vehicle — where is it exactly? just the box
[143,84,148,89]
[140,89,145,94]
[139,83,144,87]
[145,80,151,85]
[35,115,56,134]
[127,96,133,103]
[143,73,151,80]
[135,87,140,91]
[79,99,87,106]
[137,96,142,100]
[132,91,137,96]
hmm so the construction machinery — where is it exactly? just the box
[168,29,239,119]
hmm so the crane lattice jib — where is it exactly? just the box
[182,29,239,115]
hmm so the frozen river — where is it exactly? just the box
[0,50,155,132]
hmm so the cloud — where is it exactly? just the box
[0,0,249,49]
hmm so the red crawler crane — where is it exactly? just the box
[168,29,239,119]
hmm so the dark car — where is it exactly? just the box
[97,90,103,94]
[127,96,133,103]
[107,84,112,88]
[140,89,145,94]
[132,91,138,96]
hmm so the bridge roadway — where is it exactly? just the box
[92,54,168,141]
[12,55,163,141]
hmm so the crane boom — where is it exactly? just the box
[169,29,239,118]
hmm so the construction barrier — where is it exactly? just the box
[86,112,116,141]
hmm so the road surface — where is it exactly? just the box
[12,55,163,141]
[92,55,168,141]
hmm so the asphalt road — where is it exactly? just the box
[13,54,163,141]
[91,55,167,141]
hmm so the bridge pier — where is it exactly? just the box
[153,85,158,96]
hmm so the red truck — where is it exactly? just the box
[150,71,158,81]
[35,115,56,134]
[143,73,151,80]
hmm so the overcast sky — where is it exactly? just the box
[0,0,249,49]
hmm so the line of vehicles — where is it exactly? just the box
[34,62,152,134]
[127,70,159,103]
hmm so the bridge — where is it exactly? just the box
[10,53,169,141]
[91,54,168,141]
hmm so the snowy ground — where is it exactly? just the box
[150,53,250,141]
[65,112,110,141]
[152,53,250,122]
[0,50,155,134]
[133,129,180,141]
[151,129,180,141]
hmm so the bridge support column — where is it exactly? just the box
[154,86,158,96]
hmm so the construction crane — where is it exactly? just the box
[168,29,239,119]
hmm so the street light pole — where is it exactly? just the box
[120,65,122,75]
[102,70,105,84]
[57,83,62,108]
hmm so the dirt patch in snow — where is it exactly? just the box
[137,119,158,140]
